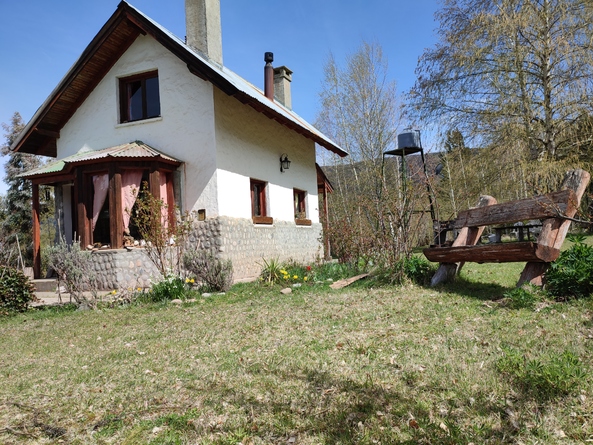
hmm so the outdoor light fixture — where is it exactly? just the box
[280,153,291,172]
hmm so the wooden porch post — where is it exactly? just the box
[149,168,160,199]
[76,171,91,247]
[109,167,123,248]
[32,183,41,279]
[322,185,331,260]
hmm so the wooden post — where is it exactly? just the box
[76,172,91,247]
[518,169,591,286]
[430,195,497,286]
[32,183,41,279]
[109,169,123,248]
[149,168,160,199]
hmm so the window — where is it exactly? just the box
[294,189,311,225]
[251,179,273,224]
[119,71,160,123]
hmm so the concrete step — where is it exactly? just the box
[32,279,59,293]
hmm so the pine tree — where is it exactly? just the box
[1,112,41,265]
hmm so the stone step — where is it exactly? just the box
[32,279,59,293]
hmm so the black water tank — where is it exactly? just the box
[397,130,422,150]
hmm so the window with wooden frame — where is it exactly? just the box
[119,71,161,123]
[294,188,311,226]
[250,178,273,224]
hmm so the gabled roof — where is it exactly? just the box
[11,1,346,159]
[21,140,181,180]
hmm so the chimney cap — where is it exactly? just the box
[264,52,274,64]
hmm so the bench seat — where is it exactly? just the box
[423,242,560,264]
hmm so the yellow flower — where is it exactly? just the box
[293,275,298,280]
[280,269,287,275]
[137,287,142,291]
[304,276,308,281]
[111,290,117,295]
[284,276,289,280]
[190,278,195,283]
[185,278,190,283]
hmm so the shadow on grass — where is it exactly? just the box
[205,367,520,444]
[428,276,512,301]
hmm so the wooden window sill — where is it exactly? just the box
[252,216,274,225]
[295,218,312,226]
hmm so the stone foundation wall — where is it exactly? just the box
[91,249,160,290]
[90,216,323,289]
[189,216,323,280]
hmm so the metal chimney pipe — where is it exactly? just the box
[264,52,274,100]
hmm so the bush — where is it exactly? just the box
[144,274,188,302]
[400,255,434,285]
[46,240,98,307]
[183,250,233,292]
[545,238,593,299]
[0,267,36,314]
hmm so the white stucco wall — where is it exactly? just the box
[57,35,219,215]
[213,89,320,223]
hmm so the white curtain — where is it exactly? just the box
[92,173,109,232]
[121,170,143,233]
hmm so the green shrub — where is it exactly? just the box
[144,274,187,302]
[497,348,587,399]
[401,255,434,285]
[258,257,284,284]
[183,250,233,292]
[504,286,539,309]
[0,267,36,314]
[546,239,593,299]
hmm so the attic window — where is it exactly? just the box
[119,71,160,123]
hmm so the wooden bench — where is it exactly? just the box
[423,169,590,286]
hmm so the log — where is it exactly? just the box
[423,242,560,264]
[429,195,497,286]
[453,189,576,229]
[518,169,591,286]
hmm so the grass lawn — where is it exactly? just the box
[1,261,593,444]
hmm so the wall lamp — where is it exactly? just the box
[280,153,291,172]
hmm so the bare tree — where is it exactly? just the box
[316,42,429,267]
[408,0,593,161]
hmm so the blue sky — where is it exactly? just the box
[0,0,440,194]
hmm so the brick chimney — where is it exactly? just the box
[185,0,223,65]
[273,66,293,109]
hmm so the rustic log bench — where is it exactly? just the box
[423,169,590,287]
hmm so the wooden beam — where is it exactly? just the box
[424,242,560,264]
[453,189,576,229]
[32,184,41,279]
[33,127,60,138]
[149,168,160,199]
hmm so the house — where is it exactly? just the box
[11,0,346,288]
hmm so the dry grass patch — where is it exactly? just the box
[1,272,593,444]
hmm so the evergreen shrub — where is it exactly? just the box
[0,267,35,314]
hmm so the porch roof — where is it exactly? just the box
[21,140,181,179]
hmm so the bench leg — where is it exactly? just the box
[517,262,548,286]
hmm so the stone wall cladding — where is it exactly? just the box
[91,249,161,290]
[90,216,322,289]
[189,216,323,281]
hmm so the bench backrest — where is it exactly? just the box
[452,189,577,230]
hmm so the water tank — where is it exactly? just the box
[397,130,422,150]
